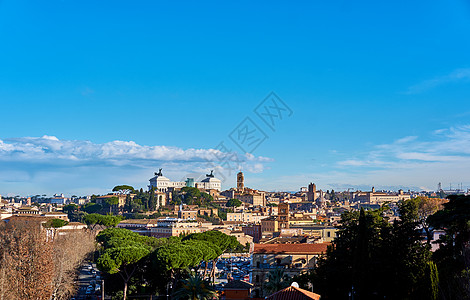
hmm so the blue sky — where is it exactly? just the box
[1,0,470,196]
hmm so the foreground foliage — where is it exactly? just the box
[0,220,95,300]
[95,228,242,299]
[312,199,438,299]
[172,273,217,300]
[263,268,292,295]
[428,195,470,299]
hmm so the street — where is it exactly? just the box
[72,263,102,300]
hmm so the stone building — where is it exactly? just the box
[149,169,221,192]
[307,182,317,201]
[150,218,207,238]
[237,191,266,207]
[95,194,132,208]
[278,202,289,230]
[354,187,411,205]
[242,224,262,243]
[237,171,245,192]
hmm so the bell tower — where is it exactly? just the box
[237,172,244,192]
[278,202,290,229]
[307,182,316,201]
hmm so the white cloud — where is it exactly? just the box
[395,136,417,144]
[0,136,273,195]
[334,125,470,190]
[405,68,470,94]
[396,152,459,162]
[0,136,271,165]
[337,159,368,167]
[197,125,470,193]
[433,128,447,134]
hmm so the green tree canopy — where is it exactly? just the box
[153,243,201,272]
[97,227,164,250]
[62,204,78,213]
[96,227,162,300]
[226,198,242,208]
[428,195,470,299]
[201,192,214,204]
[183,230,240,256]
[83,202,102,214]
[313,204,436,299]
[98,246,150,274]
[104,196,119,205]
[44,218,68,228]
[181,187,201,199]
[98,246,150,300]
[182,240,219,263]
[183,230,241,280]
[148,188,157,211]
[68,210,87,222]
[112,185,135,194]
[84,213,123,229]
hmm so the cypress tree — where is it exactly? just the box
[148,188,156,211]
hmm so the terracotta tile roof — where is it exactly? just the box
[224,280,253,290]
[96,194,117,198]
[223,221,245,225]
[17,206,38,211]
[119,219,159,225]
[253,243,330,254]
[266,286,321,300]
[2,215,53,224]
[261,216,278,221]
[67,222,86,226]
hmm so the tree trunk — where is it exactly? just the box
[203,261,209,278]
[123,281,128,300]
[211,257,219,283]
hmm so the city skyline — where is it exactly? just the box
[2,1,470,196]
